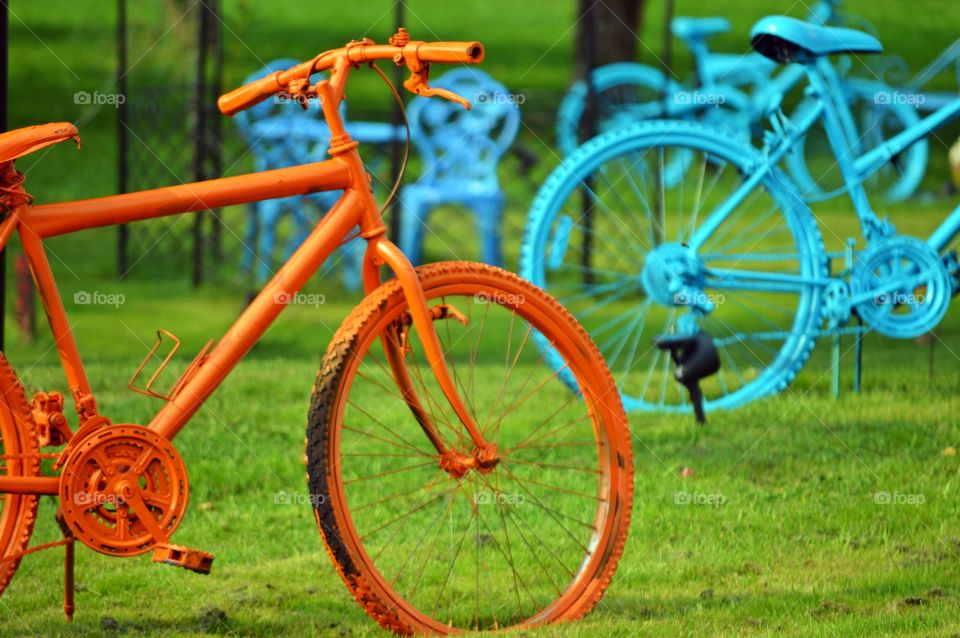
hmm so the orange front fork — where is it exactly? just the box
[364,237,494,461]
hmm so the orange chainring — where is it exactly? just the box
[58,425,188,557]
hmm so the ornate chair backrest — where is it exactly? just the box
[406,68,520,189]
[233,58,335,171]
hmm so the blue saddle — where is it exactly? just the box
[671,17,730,42]
[750,15,882,64]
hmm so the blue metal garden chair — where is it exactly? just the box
[235,59,401,289]
[399,68,520,266]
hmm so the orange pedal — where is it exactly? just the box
[152,544,214,575]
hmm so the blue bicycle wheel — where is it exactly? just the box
[556,63,752,157]
[556,63,668,156]
[521,121,827,413]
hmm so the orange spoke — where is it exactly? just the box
[477,470,577,587]
[360,342,460,440]
[370,471,452,563]
[508,411,593,454]
[353,469,447,513]
[403,488,460,598]
[429,483,482,616]
[343,460,436,486]
[343,404,434,457]
[467,300,491,412]
[491,461,529,616]
[493,360,572,438]
[499,465,595,552]
[500,471,601,501]
[404,335,465,448]
[505,458,601,474]
[363,486,455,546]
[489,322,534,440]
[484,310,519,428]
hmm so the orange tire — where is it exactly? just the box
[307,262,633,633]
[0,353,39,597]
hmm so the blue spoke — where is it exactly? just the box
[559,280,629,306]
[618,301,654,387]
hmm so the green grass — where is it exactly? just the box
[3,261,960,637]
[2,0,960,636]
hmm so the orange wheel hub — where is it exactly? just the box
[58,425,188,557]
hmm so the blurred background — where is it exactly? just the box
[6,0,959,286]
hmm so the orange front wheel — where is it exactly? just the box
[307,262,633,634]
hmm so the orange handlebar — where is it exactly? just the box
[217,38,485,116]
[414,42,485,65]
[217,71,286,117]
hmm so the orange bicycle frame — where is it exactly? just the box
[0,41,494,497]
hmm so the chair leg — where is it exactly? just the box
[256,198,284,283]
[241,203,260,274]
[474,199,505,267]
[284,197,312,257]
[339,237,364,292]
[399,192,429,266]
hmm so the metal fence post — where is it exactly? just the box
[117,0,129,278]
[579,0,597,287]
[388,0,406,242]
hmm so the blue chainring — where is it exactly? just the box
[851,235,951,338]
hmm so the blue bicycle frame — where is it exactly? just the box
[691,57,960,261]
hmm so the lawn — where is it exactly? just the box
[2,0,960,636]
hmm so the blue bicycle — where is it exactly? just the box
[522,16,960,413]
[556,0,929,203]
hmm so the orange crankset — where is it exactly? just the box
[57,425,207,569]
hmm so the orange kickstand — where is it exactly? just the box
[64,537,75,621]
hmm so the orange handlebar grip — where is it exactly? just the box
[217,71,285,116]
[416,42,485,64]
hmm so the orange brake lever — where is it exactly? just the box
[402,58,472,110]
[409,83,472,110]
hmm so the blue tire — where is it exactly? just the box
[557,62,753,158]
[521,120,827,413]
[557,63,668,156]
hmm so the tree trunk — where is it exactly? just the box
[575,0,646,79]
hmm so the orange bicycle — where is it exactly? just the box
[0,31,633,634]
